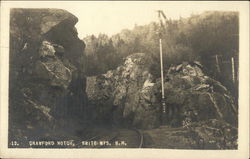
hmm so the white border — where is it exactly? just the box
[0,1,249,159]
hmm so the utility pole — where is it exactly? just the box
[212,54,221,73]
[157,10,167,124]
[215,54,221,73]
[231,57,235,83]
[159,38,166,114]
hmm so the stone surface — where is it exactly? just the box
[9,9,87,143]
[164,62,237,127]
[9,9,238,149]
[86,53,161,129]
[87,57,238,148]
[86,53,238,131]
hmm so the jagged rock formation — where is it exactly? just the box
[164,61,237,127]
[86,53,238,129]
[86,53,238,148]
[9,9,238,149]
[9,9,87,144]
[87,53,161,128]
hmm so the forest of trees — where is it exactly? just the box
[83,11,239,96]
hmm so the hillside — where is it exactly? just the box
[84,11,239,98]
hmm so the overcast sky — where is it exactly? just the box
[63,1,241,39]
[3,1,243,39]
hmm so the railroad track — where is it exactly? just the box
[81,128,144,148]
[132,128,144,148]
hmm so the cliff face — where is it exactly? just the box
[163,62,237,127]
[87,53,161,128]
[9,9,87,143]
[9,9,238,149]
[86,53,238,148]
[86,53,237,129]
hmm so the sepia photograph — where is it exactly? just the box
[0,1,249,159]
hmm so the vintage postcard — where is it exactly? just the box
[0,1,249,159]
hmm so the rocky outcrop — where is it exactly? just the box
[164,61,237,127]
[9,9,87,143]
[87,53,161,128]
[86,53,238,148]
[86,53,238,130]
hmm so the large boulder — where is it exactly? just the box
[86,53,238,130]
[9,9,87,143]
[87,53,161,128]
[164,62,237,127]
